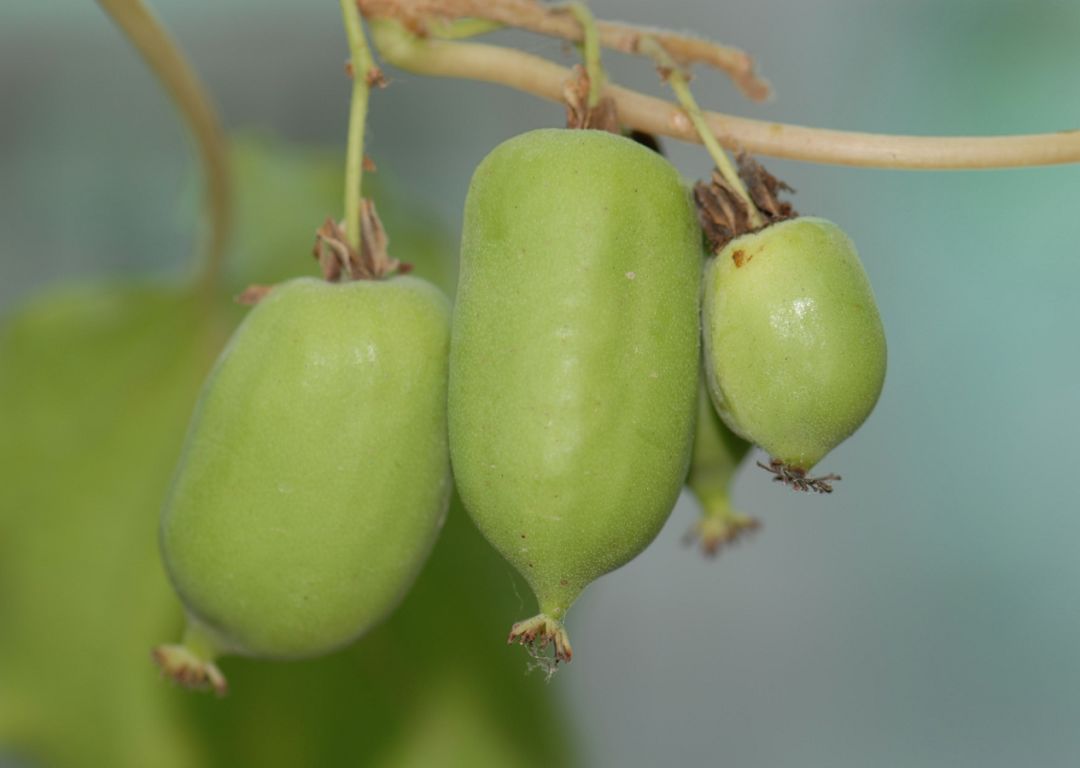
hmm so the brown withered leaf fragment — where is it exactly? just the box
[737,153,797,222]
[563,65,620,133]
[235,284,274,306]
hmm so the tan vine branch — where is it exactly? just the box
[357,0,771,101]
[97,0,231,298]
[366,18,1080,170]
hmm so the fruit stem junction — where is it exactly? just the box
[340,0,385,253]
[638,35,765,230]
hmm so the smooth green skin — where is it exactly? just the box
[161,275,452,659]
[449,129,701,618]
[688,381,751,510]
[685,381,758,555]
[0,136,571,768]
[703,217,887,471]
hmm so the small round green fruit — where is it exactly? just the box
[156,275,451,692]
[702,217,886,487]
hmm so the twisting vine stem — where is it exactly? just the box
[340,0,379,252]
[358,0,771,101]
[638,36,763,229]
[362,3,1080,170]
[96,0,231,302]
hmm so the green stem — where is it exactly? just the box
[564,2,604,108]
[340,0,378,252]
[638,36,763,229]
[96,0,231,302]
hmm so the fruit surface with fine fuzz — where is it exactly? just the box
[703,217,886,474]
[160,276,451,665]
[449,128,701,660]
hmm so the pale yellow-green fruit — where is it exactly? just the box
[703,217,886,476]
[449,129,702,663]
[157,275,451,691]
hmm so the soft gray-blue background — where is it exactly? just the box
[4,1,1080,766]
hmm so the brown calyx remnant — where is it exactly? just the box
[694,154,798,254]
[152,645,228,697]
[564,65,620,133]
[508,613,572,680]
[313,199,411,282]
[235,284,274,305]
[683,514,761,558]
[757,459,840,494]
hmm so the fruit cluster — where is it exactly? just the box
[155,127,886,691]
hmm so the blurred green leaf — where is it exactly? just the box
[0,135,570,767]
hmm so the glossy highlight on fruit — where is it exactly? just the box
[448,128,702,665]
[703,216,886,483]
[156,275,451,692]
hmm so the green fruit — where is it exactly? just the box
[702,216,886,484]
[448,128,701,663]
[158,275,451,691]
[684,380,757,557]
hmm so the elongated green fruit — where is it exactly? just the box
[703,217,886,487]
[449,129,701,664]
[685,380,757,556]
[157,275,451,692]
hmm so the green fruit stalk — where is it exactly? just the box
[684,381,757,556]
[449,129,701,664]
[156,275,451,693]
[702,216,886,489]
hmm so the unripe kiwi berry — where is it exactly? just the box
[155,274,451,694]
[702,216,886,489]
[449,128,701,668]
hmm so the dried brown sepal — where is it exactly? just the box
[737,152,797,222]
[152,645,228,697]
[235,284,274,306]
[508,614,573,679]
[694,156,798,253]
[366,66,389,88]
[757,459,840,494]
[563,65,620,133]
[694,170,756,253]
[313,199,404,282]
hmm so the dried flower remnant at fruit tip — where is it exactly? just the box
[757,459,840,494]
[508,614,573,681]
[683,514,761,558]
[152,645,228,697]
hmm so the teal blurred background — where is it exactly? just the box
[4,1,1080,766]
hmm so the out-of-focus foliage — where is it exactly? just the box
[0,135,570,768]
